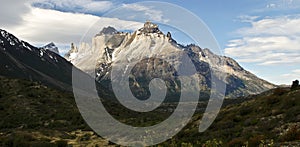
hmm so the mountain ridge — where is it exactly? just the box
[0,29,73,91]
[65,22,275,99]
[41,42,60,54]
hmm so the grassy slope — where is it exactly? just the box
[161,88,300,146]
[0,77,114,146]
[0,77,299,146]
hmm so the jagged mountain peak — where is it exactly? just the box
[41,42,59,54]
[65,23,275,98]
[96,26,118,36]
[138,21,164,34]
[44,42,56,47]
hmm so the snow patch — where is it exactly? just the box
[54,56,58,62]
[9,40,15,46]
[69,52,78,60]
[96,72,101,77]
[40,50,44,56]
[124,65,129,74]
[0,31,5,37]
[22,42,32,51]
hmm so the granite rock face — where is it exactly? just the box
[65,22,275,99]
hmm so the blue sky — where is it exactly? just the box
[1,0,300,85]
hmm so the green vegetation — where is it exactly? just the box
[0,77,299,146]
[158,87,300,146]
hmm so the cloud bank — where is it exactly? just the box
[225,14,300,66]
[1,2,143,55]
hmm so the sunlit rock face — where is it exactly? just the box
[65,22,275,99]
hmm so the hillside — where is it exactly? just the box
[0,77,299,146]
[163,87,300,146]
[0,77,97,146]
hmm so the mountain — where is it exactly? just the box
[41,42,59,54]
[0,29,73,91]
[65,21,275,99]
[96,26,118,36]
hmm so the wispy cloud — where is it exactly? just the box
[225,14,300,65]
[31,0,114,14]
[280,69,300,83]
[266,0,300,9]
[236,15,260,23]
[121,3,169,23]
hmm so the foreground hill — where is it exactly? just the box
[165,87,300,146]
[0,77,112,146]
[0,77,299,146]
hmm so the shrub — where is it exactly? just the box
[239,106,252,116]
[280,125,300,142]
[55,140,68,147]
[291,80,299,90]
[273,88,287,96]
[226,138,246,147]
[248,135,265,147]
[266,96,280,105]
[202,139,223,147]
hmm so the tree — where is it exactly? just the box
[291,80,299,90]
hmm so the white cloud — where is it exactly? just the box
[266,3,277,8]
[237,15,259,23]
[0,0,31,28]
[236,15,300,36]
[265,0,300,10]
[5,6,143,55]
[225,15,300,65]
[121,3,169,23]
[31,0,114,13]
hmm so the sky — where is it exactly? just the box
[1,0,300,85]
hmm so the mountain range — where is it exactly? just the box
[0,22,275,99]
[65,21,275,99]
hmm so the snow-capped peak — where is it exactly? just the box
[0,29,21,46]
[41,42,59,54]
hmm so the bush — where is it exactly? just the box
[273,88,287,96]
[281,125,300,142]
[266,96,280,105]
[55,140,68,147]
[248,135,265,147]
[226,138,246,147]
[202,139,223,147]
[239,106,252,116]
[291,80,299,90]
